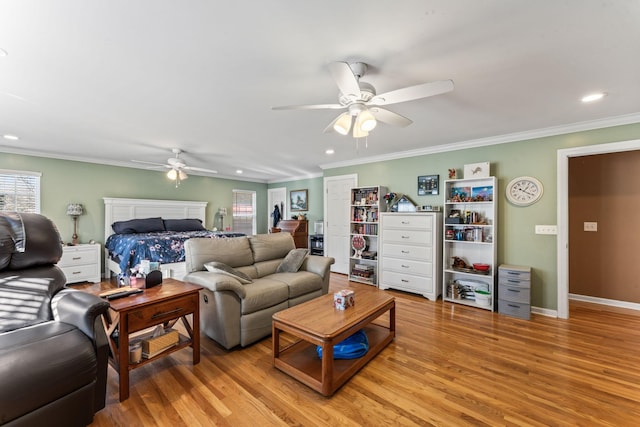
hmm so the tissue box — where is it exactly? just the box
[141,329,179,359]
[334,289,355,310]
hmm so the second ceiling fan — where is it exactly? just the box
[272,61,454,138]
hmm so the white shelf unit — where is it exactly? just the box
[379,212,442,301]
[442,177,497,310]
[348,186,387,286]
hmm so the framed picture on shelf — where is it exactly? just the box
[418,174,439,195]
[290,189,308,211]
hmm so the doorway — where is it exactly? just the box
[267,187,287,231]
[323,174,357,274]
[557,138,640,318]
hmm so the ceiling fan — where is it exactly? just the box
[272,61,454,138]
[132,148,217,185]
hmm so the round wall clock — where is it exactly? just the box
[505,176,544,206]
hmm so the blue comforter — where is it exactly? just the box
[105,230,244,274]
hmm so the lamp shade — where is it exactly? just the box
[66,203,84,216]
[178,170,188,181]
[333,112,353,135]
[356,109,377,132]
[167,169,178,180]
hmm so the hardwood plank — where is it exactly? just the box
[87,273,640,426]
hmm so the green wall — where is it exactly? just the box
[268,177,324,226]
[0,153,269,245]
[322,122,640,311]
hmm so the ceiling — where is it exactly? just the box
[1,1,639,183]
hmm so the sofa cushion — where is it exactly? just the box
[185,236,254,272]
[241,279,289,315]
[276,248,309,273]
[269,271,324,298]
[204,261,253,284]
[249,233,295,263]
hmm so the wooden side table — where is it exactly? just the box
[86,279,202,401]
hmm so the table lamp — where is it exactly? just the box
[66,203,84,245]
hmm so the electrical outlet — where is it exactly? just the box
[583,222,598,232]
[535,225,557,235]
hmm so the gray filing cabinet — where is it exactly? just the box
[498,264,531,320]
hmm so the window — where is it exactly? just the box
[232,190,256,235]
[0,169,41,213]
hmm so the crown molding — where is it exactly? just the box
[319,113,640,170]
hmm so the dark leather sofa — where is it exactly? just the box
[0,212,110,427]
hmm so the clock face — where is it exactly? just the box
[506,176,543,206]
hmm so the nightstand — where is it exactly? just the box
[59,243,101,284]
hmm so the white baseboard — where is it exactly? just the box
[569,293,640,311]
[531,306,558,318]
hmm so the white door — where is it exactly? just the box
[267,187,287,231]
[324,174,357,274]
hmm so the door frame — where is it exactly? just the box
[557,138,640,319]
[323,174,358,274]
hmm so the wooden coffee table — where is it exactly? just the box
[272,288,395,396]
[82,279,202,401]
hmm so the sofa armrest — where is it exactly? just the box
[300,255,335,278]
[183,271,248,298]
[51,289,110,340]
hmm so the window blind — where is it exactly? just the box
[232,190,256,235]
[0,169,41,213]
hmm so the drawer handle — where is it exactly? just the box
[401,235,410,239]
[506,272,522,276]
[71,271,82,275]
[507,304,521,308]
[151,308,183,319]
[507,280,521,284]
[72,256,82,260]
[507,289,521,293]
[401,250,410,254]
[401,264,410,268]
[401,221,410,224]
[401,279,409,283]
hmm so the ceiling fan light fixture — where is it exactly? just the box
[178,170,188,180]
[352,125,369,139]
[167,169,178,180]
[356,109,377,132]
[333,112,352,135]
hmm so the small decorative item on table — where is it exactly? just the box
[334,289,355,310]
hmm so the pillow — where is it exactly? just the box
[112,217,165,234]
[164,218,206,232]
[276,248,309,273]
[204,261,253,284]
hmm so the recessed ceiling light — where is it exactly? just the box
[0,48,7,57]
[581,92,606,103]
[3,134,19,141]
[325,149,335,155]
[236,169,243,174]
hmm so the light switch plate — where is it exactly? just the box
[535,225,557,235]
[583,222,598,232]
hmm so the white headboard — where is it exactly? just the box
[103,197,208,241]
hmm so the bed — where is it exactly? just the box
[104,197,243,280]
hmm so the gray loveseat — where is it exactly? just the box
[183,233,334,349]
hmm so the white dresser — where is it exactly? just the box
[379,212,442,301]
[58,243,101,284]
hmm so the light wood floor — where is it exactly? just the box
[88,273,640,426]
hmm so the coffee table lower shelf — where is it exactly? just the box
[274,323,393,396]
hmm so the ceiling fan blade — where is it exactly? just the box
[272,103,344,110]
[328,62,361,99]
[131,159,170,168]
[369,108,413,127]
[369,79,454,106]
[184,166,218,174]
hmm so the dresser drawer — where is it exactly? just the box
[60,264,99,283]
[381,270,433,294]
[128,295,197,332]
[382,243,432,261]
[498,299,530,320]
[382,215,433,230]
[59,247,99,267]
[498,284,530,304]
[382,257,432,277]
[382,229,431,245]
[498,266,531,282]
